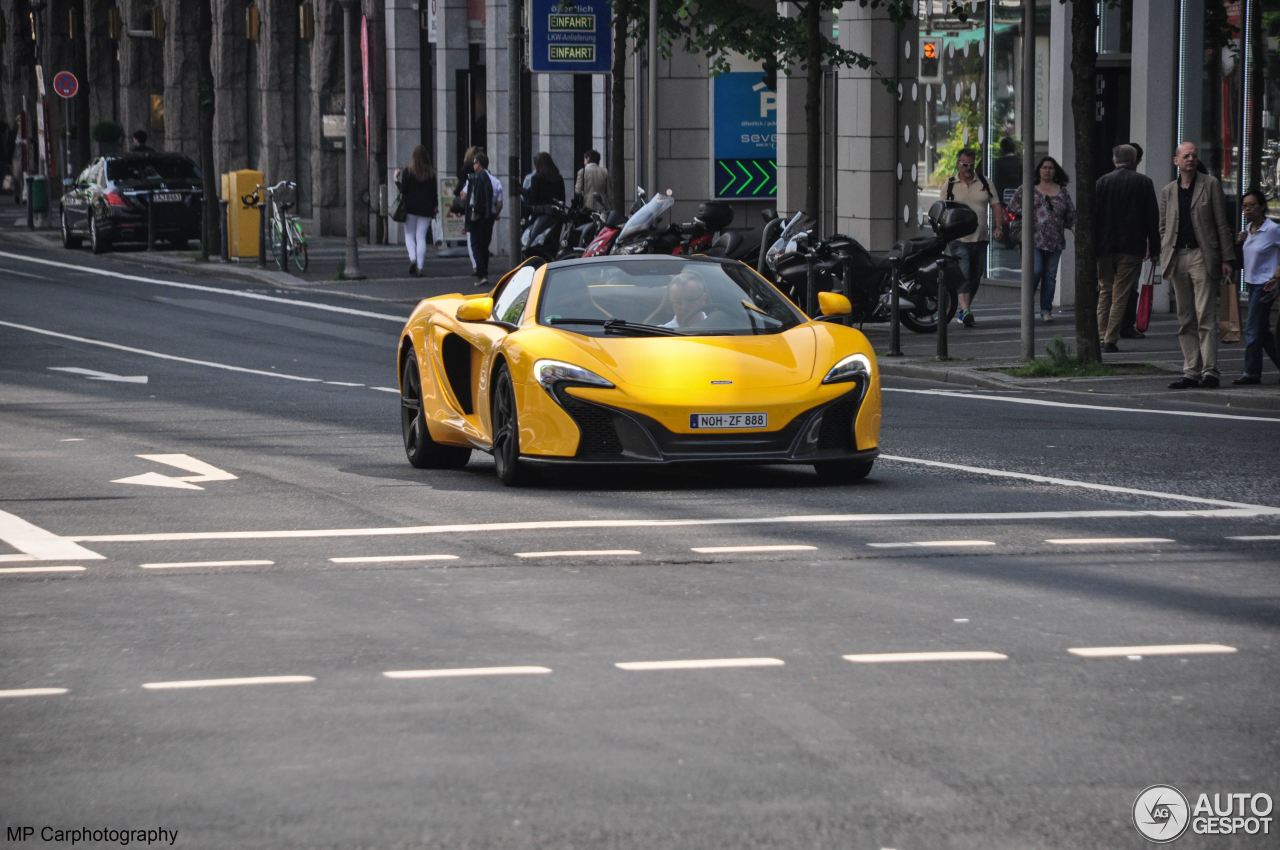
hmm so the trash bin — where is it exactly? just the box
[29,175,48,214]
[220,169,263,258]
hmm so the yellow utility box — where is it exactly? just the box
[221,169,264,258]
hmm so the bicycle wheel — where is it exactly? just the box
[268,213,285,269]
[290,220,309,272]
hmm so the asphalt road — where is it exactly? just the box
[2,240,1278,850]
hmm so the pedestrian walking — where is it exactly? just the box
[394,144,439,277]
[1094,144,1160,351]
[574,149,610,212]
[130,130,154,153]
[523,151,565,209]
[1118,142,1148,339]
[944,148,1005,327]
[1008,156,1075,323]
[452,145,482,274]
[1231,189,1280,384]
[458,151,503,287]
[1159,141,1236,389]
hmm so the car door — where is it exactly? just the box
[65,161,98,232]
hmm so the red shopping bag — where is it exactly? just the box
[1135,263,1154,334]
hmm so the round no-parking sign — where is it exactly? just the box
[52,71,78,99]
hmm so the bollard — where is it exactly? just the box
[888,262,903,357]
[219,200,230,261]
[936,274,950,360]
[147,191,156,251]
[804,254,817,317]
[258,189,268,268]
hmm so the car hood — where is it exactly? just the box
[554,326,818,389]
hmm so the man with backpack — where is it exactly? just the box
[458,151,504,287]
[945,148,1005,327]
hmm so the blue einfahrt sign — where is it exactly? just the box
[712,72,777,199]
[528,0,612,74]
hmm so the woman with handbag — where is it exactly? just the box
[394,145,439,277]
[1008,156,1076,323]
[1232,190,1280,384]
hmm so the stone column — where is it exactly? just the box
[834,3,902,250]
[385,0,422,245]
[1131,0,1176,313]
[485,0,513,263]
[774,6,805,218]
[115,0,163,147]
[160,0,199,158]
[211,0,249,173]
[531,72,574,183]
[311,0,363,236]
[1048,0,1075,308]
[256,1,301,188]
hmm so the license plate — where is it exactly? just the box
[152,192,181,203]
[689,412,768,429]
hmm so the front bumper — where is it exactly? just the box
[528,379,876,466]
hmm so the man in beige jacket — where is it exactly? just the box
[1159,142,1235,389]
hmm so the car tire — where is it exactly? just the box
[401,352,471,470]
[89,214,111,255]
[61,210,82,249]
[813,458,874,484]
[491,363,535,486]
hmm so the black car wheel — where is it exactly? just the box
[491,363,534,486]
[89,214,111,254]
[401,351,471,470]
[61,210,81,249]
[813,458,874,484]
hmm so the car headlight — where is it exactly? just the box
[533,359,615,392]
[822,353,873,384]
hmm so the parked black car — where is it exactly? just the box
[59,153,204,254]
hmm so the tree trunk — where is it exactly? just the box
[1070,1,1100,363]
[609,13,627,215]
[803,0,822,224]
[196,0,217,260]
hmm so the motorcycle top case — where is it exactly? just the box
[695,201,735,232]
[927,200,978,242]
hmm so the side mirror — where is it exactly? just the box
[456,296,494,322]
[815,291,852,320]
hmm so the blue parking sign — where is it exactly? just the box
[712,72,778,199]
[528,0,612,74]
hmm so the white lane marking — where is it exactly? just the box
[884,387,1280,423]
[954,618,970,623]
[0,251,404,322]
[0,688,69,698]
[0,554,37,563]
[330,554,459,563]
[1045,537,1174,545]
[866,540,995,549]
[2,320,324,383]
[881,454,1276,511]
[383,666,552,679]
[1069,644,1237,659]
[843,651,1008,663]
[68,507,1280,545]
[0,566,86,575]
[142,675,316,690]
[690,545,817,554]
[514,549,640,558]
[324,381,365,387]
[59,438,84,442]
[112,454,238,491]
[139,560,274,569]
[0,265,49,280]
[0,508,104,561]
[1227,535,1280,541]
[48,366,148,384]
[370,386,400,394]
[616,658,785,671]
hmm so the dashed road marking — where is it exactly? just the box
[383,666,552,679]
[616,658,785,671]
[1068,644,1237,659]
[142,675,316,690]
[1046,537,1174,545]
[1226,535,1280,541]
[883,387,1280,423]
[866,540,995,549]
[514,549,641,559]
[690,545,817,554]
[843,651,1008,664]
[330,554,460,564]
[139,560,274,569]
[0,688,69,698]
[0,566,86,575]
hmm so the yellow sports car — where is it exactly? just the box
[397,255,881,485]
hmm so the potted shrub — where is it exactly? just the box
[92,119,123,155]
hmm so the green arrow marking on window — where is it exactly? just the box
[718,160,738,194]
[753,161,771,194]
[736,161,753,196]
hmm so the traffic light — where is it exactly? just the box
[919,37,942,83]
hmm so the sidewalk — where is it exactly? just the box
[7,222,1279,413]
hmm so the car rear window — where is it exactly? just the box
[106,158,200,181]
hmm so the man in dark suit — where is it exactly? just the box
[1159,142,1235,388]
[1094,144,1160,352]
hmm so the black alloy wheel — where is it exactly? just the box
[813,458,874,484]
[89,213,111,254]
[61,210,81,249]
[490,364,534,486]
[400,351,471,470]
[898,290,956,334]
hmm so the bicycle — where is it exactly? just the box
[240,180,309,272]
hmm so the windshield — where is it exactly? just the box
[764,210,811,271]
[616,193,675,243]
[537,259,806,337]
